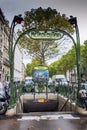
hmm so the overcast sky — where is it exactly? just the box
[0,0,87,64]
[0,0,87,43]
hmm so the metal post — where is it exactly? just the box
[9,15,23,105]
[68,16,81,102]
[9,19,15,104]
[75,18,81,99]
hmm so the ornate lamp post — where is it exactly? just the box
[8,14,81,107]
[9,15,23,104]
[69,16,81,99]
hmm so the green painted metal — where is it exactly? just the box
[9,21,81,107]
[75,21,81,99]
[27,29,64,40]
[9,20,16,105]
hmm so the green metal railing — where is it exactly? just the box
[9,82,23,109]
[57,84,77,102]
[9,82,84,109]
[16,83,77,100]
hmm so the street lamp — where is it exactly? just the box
[9,14,23,104]
[69,16,81,100]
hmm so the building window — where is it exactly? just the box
[0,74,1,81]
[0,39,2,43]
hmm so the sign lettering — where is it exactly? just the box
[28,29,64,40]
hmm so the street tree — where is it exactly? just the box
[19,7,74,65]
[25,63,33,77]
[23,7,73,32]
[80,40,87,78]
[81,40,87,65]
[49,46,76,76]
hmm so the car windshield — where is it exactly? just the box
[25,79,32,82]
[56,78,67,82]
[0,83,5,95]
[84,84,87,90]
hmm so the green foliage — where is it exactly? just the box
[18,7,74,65]
[19,7,76,76]
[23,7,74,33]
[81,40,87,64]
[80,40,87,77]
[49,40,87,79]
[25,40,87,78]
[17,30,32,48]
[25,57,47,77]
[49,46,76,76]
[25,63,33,77]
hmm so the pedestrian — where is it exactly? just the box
[79,85,87,110]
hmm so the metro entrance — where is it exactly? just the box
[8,15,82,114]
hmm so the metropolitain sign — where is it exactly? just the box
[28,29,64,40]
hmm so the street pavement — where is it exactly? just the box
[0,112,87,130]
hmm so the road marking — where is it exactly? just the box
[17,114,80,121]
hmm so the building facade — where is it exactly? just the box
[0,8,10,83]
[0,8,24,83]
[66,66,77,83]
[14,44,25,82]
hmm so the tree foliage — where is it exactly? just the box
[23,7,74,32]
[49,46,76,77]
[25,56,47,77]
[81,40,87,65]
[25,39,87,78]
[24,63,33,77]
[18,7,74,65]
[22,7,75,76]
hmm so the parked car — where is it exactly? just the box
[81,83,87,93]
[24,77,34,86]
[52,75,68,86]
[48,78,53,86]
[0,82,5,96]
[23,77,34,92]
[0,82,9,115]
